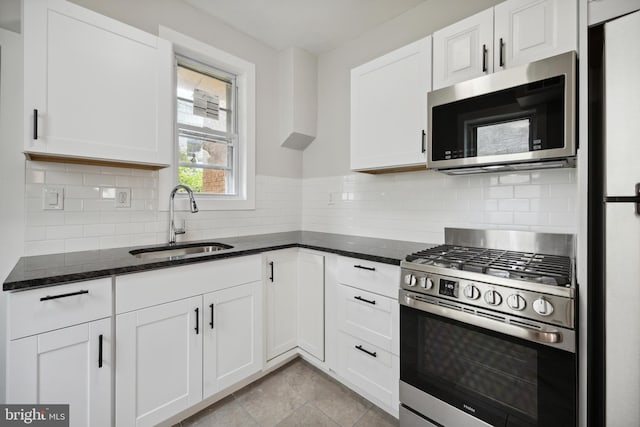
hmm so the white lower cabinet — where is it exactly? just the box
[336,331,399,410]
[203,281,263,398]
[297,251,325,361]
[265,250,299,360]
[7,317,112,427]
[114,256,264,426]
[334,256,400,416]
[116,296,203,427]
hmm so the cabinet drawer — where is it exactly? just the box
[336,331,399,409]
[8,278,112,340]
[336,257,399,298]
[337,284,398,354]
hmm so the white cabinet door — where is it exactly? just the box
[494,0,577,70]
[265,250,299,360]
[23,0,172,166]
[297,251,325,361]
[350,36,431,171]
[432,8,494,90]
[203,281,263,398]
[116,296,202,427]
[7,318,111,427]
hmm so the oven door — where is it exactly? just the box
[399,297,576,427]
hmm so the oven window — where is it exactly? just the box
[400,305,576,426]
[418,312,538,419]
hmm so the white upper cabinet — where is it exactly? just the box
[23,0,172,167]
[494,0,577,70]
[433,0,577,90]
[432,9,494,90]
[350,36,431,172]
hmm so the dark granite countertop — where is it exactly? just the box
[3,231,435,291]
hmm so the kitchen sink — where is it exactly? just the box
[130,243,234,260]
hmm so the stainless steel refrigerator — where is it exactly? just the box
[592,8,640,426]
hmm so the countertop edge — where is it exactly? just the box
[3,239,410,292]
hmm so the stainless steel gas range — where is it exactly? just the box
[399,228,576,427]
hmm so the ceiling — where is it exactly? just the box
[183,0,427,54]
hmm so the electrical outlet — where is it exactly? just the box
[43,187,64,210]
[115,188,131,208]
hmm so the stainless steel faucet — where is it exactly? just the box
[168,184,199,244]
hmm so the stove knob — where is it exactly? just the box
[417,276,426,288]
[463,285,480,300]
[406,274,417,287]
[484,289,502,306]
[424,277,434,290]
[533,297,554,316]
[507,294,526,311]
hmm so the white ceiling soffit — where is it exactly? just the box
[183,0,426,54]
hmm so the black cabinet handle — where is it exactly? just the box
[355,344,377,358]
[195,307,199,334]
[40,289,88,301]
[421,130,426,153]
[33,109,38,140]
[98,334,103,368]
[268,261,274,282]
[353,264,375,272]
[209,303,214,329]
[482,44,488,72]
[354,295,376,305]
[499,38,505,67]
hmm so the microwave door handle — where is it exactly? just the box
[400,292,571,350]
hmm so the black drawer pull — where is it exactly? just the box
[195,307,199,334]
[268,261,274,282]
[209,303,214,329]
[354,295,376,305]
[353,264,376,272]
[33,109,39,140]
[98,334,103,368]
[40,289,89,301]
[355,344,377,358]
[499,38,505,67]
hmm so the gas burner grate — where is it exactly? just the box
[406,244,572,286]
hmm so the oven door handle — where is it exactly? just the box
[400,292,574,352]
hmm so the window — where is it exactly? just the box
[159,26,255,211]
[176,57,238,194]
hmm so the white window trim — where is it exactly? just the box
[158,26,256,211]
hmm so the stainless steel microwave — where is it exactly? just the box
[427,51,576,174]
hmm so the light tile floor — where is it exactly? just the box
[175,358,399,427]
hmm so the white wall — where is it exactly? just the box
[0,26,24,403]
[304,0,503,178]
[69,0,302,179]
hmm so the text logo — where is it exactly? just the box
[1,405,69,426]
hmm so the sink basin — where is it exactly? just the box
[130,243,234,260]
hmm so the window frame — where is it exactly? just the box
[159,26,256,211]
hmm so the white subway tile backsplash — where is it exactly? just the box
[24,161,302,255]
[23,161,576,255]
[486,186,514,199]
